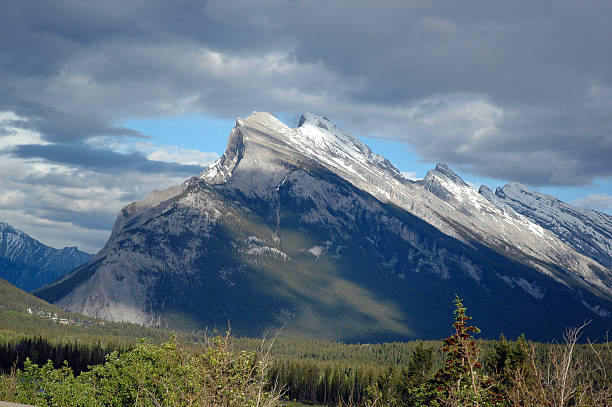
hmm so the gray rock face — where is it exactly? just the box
[262,113,608,293]
[484,183,612,270]
[0,222,93,291]
[34,112,612,340]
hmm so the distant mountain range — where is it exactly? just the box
[34,113,612,341]
[0,222,93,291]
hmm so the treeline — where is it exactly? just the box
[0,335,130,374]
[233,337,446,367]
[267,338,518,405]
[263,298,612,406]
[270,359,402,405]
[1,296,611,406]
[0,334,282,407]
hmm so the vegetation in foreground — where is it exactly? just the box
[1,296,610,406]
[1,332,282,407]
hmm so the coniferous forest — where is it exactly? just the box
[1,296,610,406]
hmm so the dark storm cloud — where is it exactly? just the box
[9,144,204,175]
[1,0,612,185]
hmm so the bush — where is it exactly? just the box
[0,332,283,407]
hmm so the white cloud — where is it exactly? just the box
[0,112,50,148]
[0,111,212,252]
[137,143,219,166]
[0,161,191,252]
[573,193,612,212]
[401,171,419,181]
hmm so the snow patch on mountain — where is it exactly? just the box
[484,183,612,271]
[499,275,546,300]
[308,246,324,258]
[414,164,609,294]
[581,300,611,317]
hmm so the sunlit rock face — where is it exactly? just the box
[484,183,612,270]
[35,112,612,341]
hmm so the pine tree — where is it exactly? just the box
[423,295,503,407]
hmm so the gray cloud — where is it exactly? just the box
[0,153,192,252]
[1,0,610,186]
[9,143,205,174]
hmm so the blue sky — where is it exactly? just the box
[121,116,232,154]
[1,0,611,252]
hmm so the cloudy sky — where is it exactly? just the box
[1,0,611,253]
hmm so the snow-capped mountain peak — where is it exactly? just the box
[34,111,612,340]
[417,163,481,211]
[431,163,470,186]
[198,114,609,295]
[296,112,377,162]
[477,185,504,210]
[478,184,494,197]
[199,111,406,195]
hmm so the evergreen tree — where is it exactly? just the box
[393,343,434,406]
[422,295,503,407]
[405,343,434,388]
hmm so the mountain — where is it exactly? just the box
[0,222,93,291]
[480,183,612,270]
[34,113,612,341]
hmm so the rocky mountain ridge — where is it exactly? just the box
[205,113,609,296]
[480,183,612,270]
[0,222,93,291]
[34,112,612,341]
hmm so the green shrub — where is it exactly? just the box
[0,333,282,407]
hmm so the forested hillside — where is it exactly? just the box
[0,278,185,345]
[1,293,610,406]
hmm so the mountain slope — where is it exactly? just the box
[35,113,612,341]
[219,114,607,292]
[480,183,612,270]
[0,222,93,291]
[414,166,611,298]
